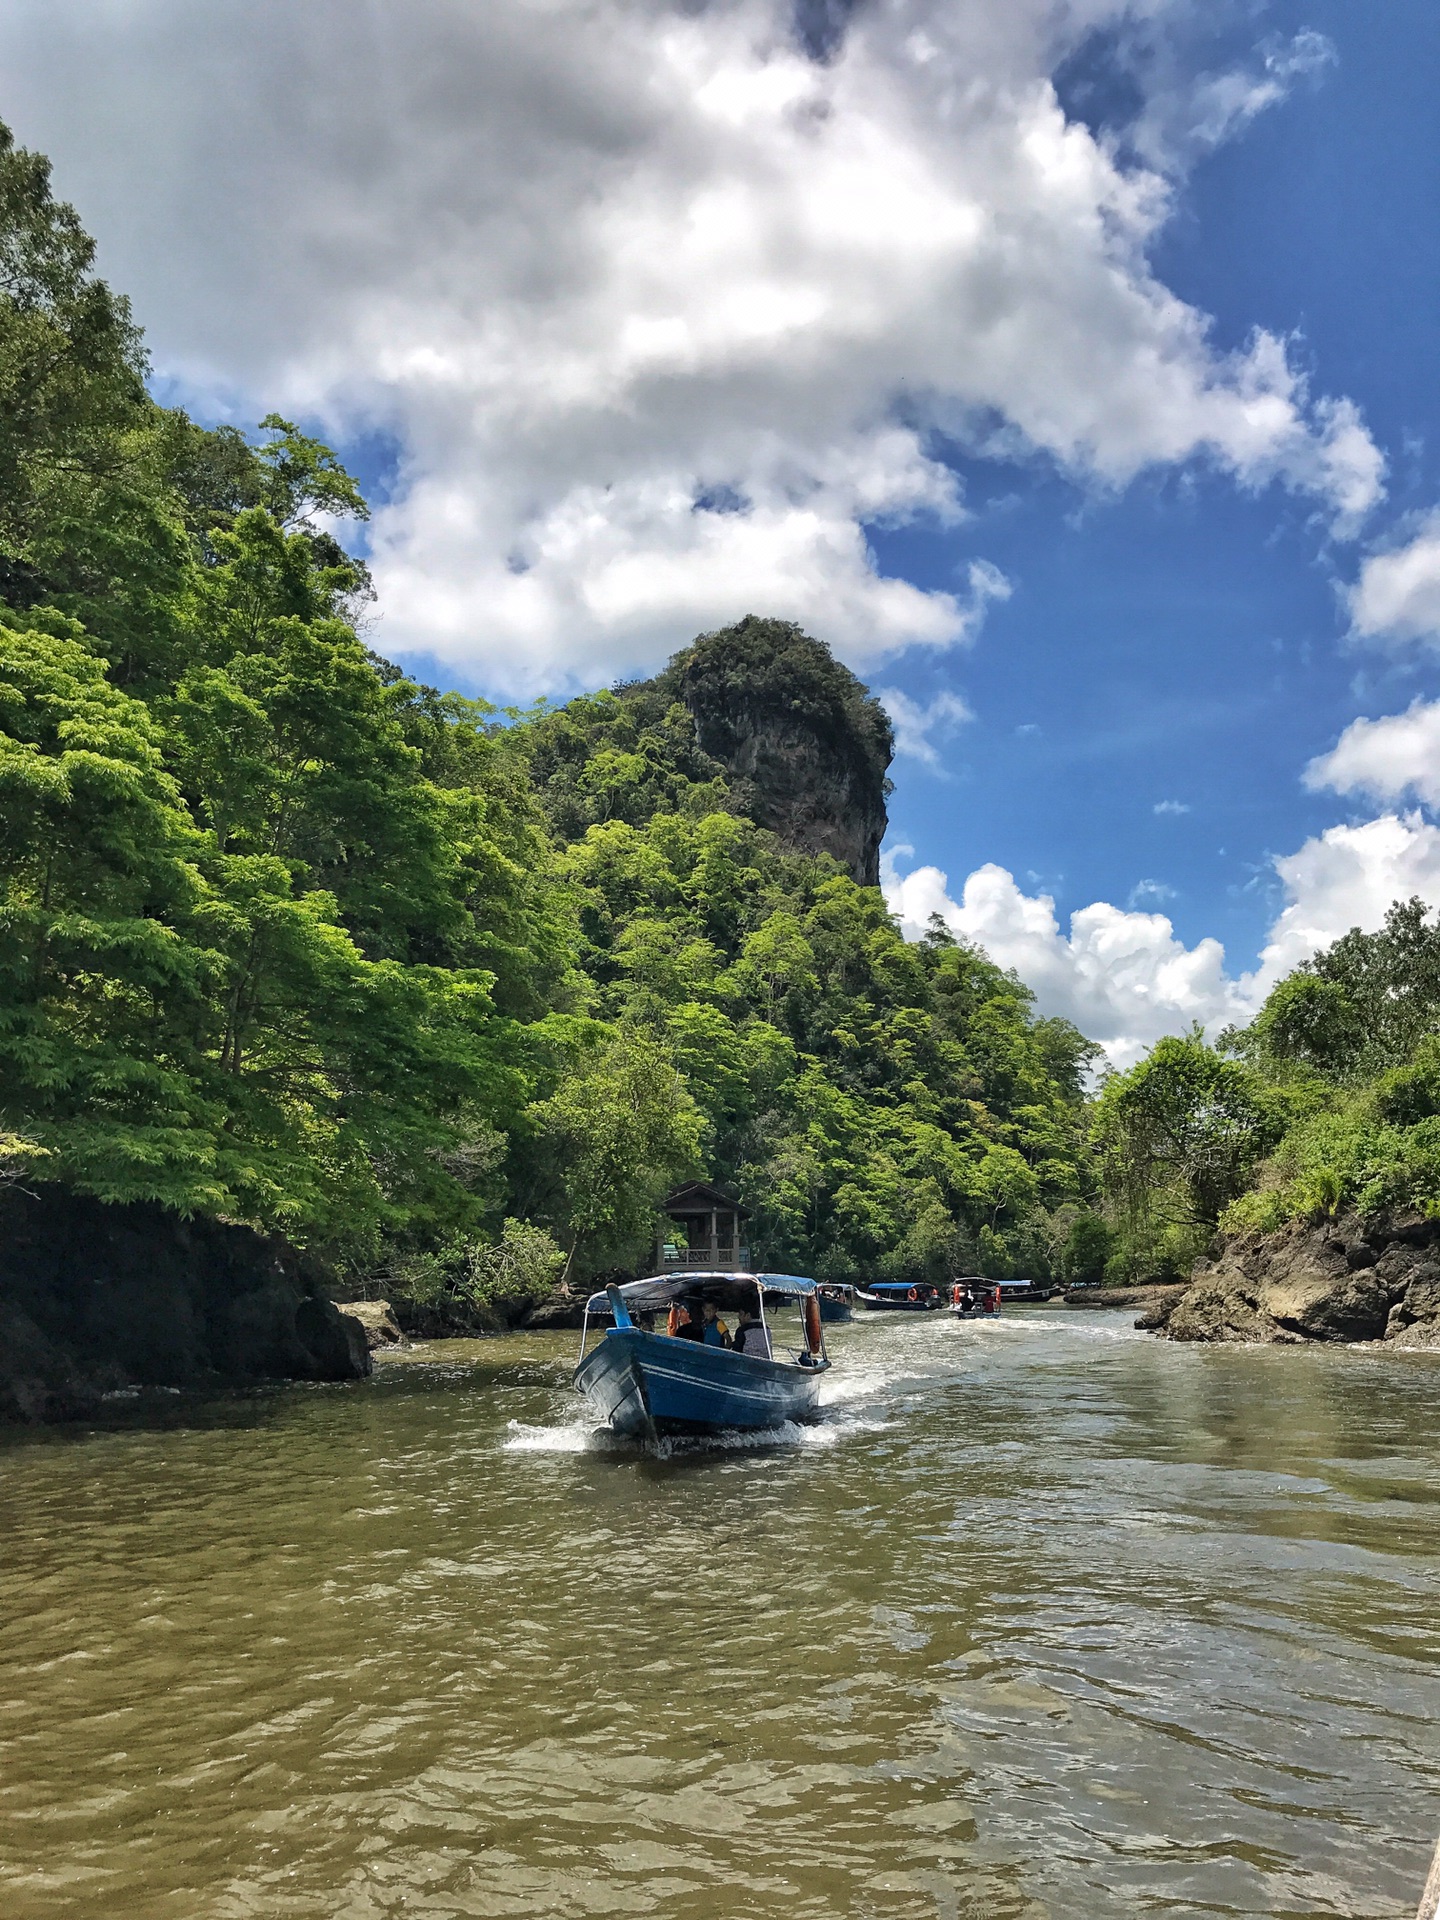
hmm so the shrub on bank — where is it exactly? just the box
[384,1220,567,1332]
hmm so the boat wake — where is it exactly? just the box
[501,1308,1150,1457]
[502,1418,601,1454]
[503,1399,892,1457]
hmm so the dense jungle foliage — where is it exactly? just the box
[0,123,1103,1316]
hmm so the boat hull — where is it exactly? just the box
[574,1329,824,1436]
[817,1297,852,1323]
[856,1294,942,1313]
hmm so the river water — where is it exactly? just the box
[1,1309,1437,1919]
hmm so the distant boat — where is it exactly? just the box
[993,1278,1061,1302]
[948,1277,1001,1317]
[573,1270,829,1438]
[817,1283,854,1323]
[855,1281,945,1313]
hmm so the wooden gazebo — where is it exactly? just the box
[656,1181,750,1271]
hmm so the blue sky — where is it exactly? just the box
[877,0,1440,966]
[7,0,1440,1061]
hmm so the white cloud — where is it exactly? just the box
[878,688,973,768]
[1132,29,1337,171]
[1348,512,1440,649]
[883,850,1244,1069]
[1305,698,1440,810]
[1153,798,1190,815]
[0,0,1386,695]
[1128,878,1176,906]
[1254,813,1440,987]
[883,810,1440,1069]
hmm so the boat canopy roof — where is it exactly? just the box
[864,1279,941,1293]
[584,1270,817,1315]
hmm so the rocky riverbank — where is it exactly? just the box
[0,1187,371,1423]
[1143,1212,1440,1346]
[1064,1282,1190,1313]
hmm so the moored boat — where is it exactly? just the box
[573,1270,829,1438]
[855,1280,944,1313]
[994,1277,1061,1302]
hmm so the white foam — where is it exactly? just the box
[501,1406,891,1458]
[502,1418,600,1454]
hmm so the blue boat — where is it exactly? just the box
[817,1283,854,1323]
[573,1271,829,1438]
[855,1280,944,1313]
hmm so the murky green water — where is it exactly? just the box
[1,1310,1437,1919]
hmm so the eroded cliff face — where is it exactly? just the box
[1143,1212,1440,1346]
[657,616,893,885]
[0,1187,370,1422]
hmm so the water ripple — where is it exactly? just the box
[0,1310,1436,1918]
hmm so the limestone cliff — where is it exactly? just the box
[0,1187,370,1423]
[1142,1211,1440,1346]
[654,616,893,886]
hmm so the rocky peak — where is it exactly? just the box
[653,615,893,885]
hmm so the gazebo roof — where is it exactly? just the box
[662,1180,750,1216]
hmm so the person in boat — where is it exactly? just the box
[668,1302,703,1339]
[699,1300,731,1348]
[731,1307,770,1357]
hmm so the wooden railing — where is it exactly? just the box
[656,1247,750,1270]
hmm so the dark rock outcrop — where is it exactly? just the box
[1150,1212,1440,1346]
[388,1295,508,1339]
[522,1289,589,1332]
[386,1288,589,1339]
[0,1186,370,1423]
[332,1299,408,1350]
[661,616,893,885]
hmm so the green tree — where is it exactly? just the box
[725,911,820,1017]
[0,612,227,1210]
[0,609,531,1251]
[1229,898,1440,1085]
[1060,1212,1113,1284]
[521,1028,704,1280]
[0,122,149,603]
[1095,1032,1280,1233]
